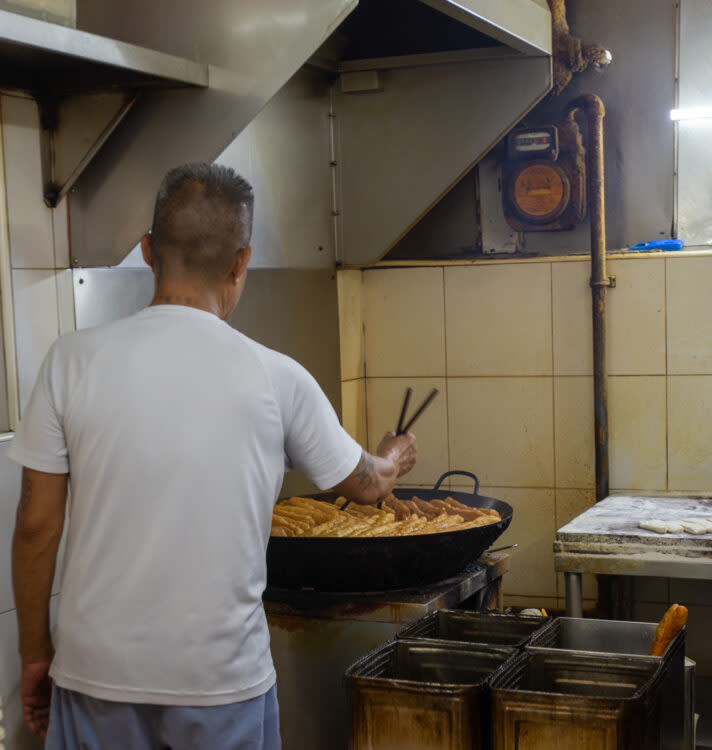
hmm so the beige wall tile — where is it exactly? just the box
[1,95,55,269]
[341,379,367,447]
[367,378,447,486]
[336,270,364,381]
[667,256,712,374]
[607,259,666,375]
[280,472,319,500]
[609,376,667,491]
[479,486,557,598]
[552,259,592,375]
[554,377,595,488]
[444,264,552,376]
[448,378,554,487]
[363,268,445,377]
[12,269,59,414]
[669,375,712,491]
[555,488,597,600]
[555,487,596,529]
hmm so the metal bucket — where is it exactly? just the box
[529,617,685,750]
[346,638,515,750]
[490,650,666,750]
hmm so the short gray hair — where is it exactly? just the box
[150,163,254,282]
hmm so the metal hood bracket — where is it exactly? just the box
[0,9,210,208]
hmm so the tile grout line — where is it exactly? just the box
[664,258,670,492]
[549,263,560,599]
[442,267,451,479]
[360,270,370,452]
[363,373,689,380]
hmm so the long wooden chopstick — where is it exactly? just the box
[397,388,439,435]
[396,387,413,435]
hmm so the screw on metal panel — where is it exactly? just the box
[78,278,85,285]
[72,258,79,266]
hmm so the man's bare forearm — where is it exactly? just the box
[12,470,67,663]
[345,451,398,504]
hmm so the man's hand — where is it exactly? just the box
[332,432,418,504]
[376,431,417,477]
[21,660,53,738]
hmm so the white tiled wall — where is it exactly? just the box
[340,253,712,628]
[0,93,73,749]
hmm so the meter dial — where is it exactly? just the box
[509,162,571,224]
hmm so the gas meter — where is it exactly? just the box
[502,120,586,232]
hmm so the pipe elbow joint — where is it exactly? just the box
[567,93,606,119]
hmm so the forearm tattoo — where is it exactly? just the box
[354,451,375,490]
[16,474,32,523]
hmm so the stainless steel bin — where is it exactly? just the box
[490,650,666,750]
[396,609,549,649]
[346,638,515,750]
[529,617,685,750]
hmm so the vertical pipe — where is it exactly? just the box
[568,94,611,503]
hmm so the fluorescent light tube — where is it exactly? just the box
[671,107,712,121]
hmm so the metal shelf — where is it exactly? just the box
[0,9,208,95]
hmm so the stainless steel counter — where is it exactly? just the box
[555,494,712,616]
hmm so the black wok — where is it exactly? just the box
[266,470,513,591]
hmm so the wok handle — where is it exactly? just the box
[433,470,480,496]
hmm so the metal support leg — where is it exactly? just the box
[565,572,583,617]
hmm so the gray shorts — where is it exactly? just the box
[46,683,281,750]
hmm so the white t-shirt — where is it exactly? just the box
[8,305,362,706]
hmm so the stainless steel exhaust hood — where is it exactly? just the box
[0,0,551,268]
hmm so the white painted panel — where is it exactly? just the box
[12,270,59,413]
[1,96,55,269]
[55,269,76,336]
[0,440,22,613]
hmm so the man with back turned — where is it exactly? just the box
[10,163,417,749]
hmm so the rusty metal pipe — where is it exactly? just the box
[567,94,612,503]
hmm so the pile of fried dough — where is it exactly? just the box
[270,494,501,537]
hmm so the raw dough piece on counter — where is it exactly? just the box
[639,520,669,534]
[681,518,712,534]
[664,521,685,534]
[639,517,712,534]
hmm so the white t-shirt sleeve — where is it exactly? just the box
[281,360,362,491]
[7,342,69,474]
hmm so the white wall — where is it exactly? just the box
[0,93,73,750]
